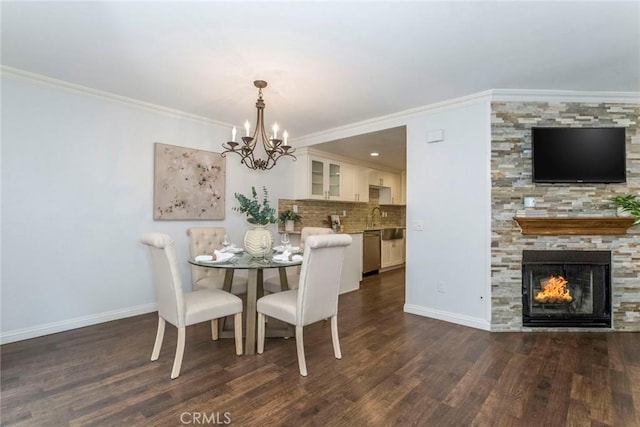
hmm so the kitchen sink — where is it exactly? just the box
[380,227,404,240]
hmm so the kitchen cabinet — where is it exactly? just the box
[294,154,342,200]
[294,151,371,202]
[371,169,403,205]
[381,237,405,269]
[312,157,341,200]
[368,169,395,187]
[341,164,369,202]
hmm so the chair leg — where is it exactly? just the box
[211,319,218,341]
[234,313,243,356]
[151,316,165,361]
[331,315,342,359]
[295,326,307,376]
[257,312,265,354]
[171,326,186,379]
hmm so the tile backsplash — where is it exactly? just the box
[278,187,405,232]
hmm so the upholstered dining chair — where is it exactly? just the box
[140,233,243,379]
[187,227,248,295]
[257,233,352,376]
[262,226,334,294]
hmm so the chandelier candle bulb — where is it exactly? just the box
[283,130,288,146]
[244,120,250,136]
[272,123,279,140]
[231,126,237,142]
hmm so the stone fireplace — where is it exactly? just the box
[490,100,640,331]
[522,250,611,328]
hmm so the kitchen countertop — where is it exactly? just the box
[343,226,406,234]
[280,226,406,235]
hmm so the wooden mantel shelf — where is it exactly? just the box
[513,216,636,235]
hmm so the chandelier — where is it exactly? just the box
[221,80,296,170]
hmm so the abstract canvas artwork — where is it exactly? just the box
[153,143,225,220]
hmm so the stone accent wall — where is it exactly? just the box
[491,102,640,331]
[278,187,406,233]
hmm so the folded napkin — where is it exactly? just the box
[273,250,303,263]
[221,244,243,254]
[195,250,234,262]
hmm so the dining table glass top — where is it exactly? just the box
[188,251,302,270]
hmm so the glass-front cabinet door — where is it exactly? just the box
[311,159,324,198]
[328,163,341,198]
[309,157,341,200]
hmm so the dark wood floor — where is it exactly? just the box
[2,268,639,426]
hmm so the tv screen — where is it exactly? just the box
[532,127,626,183]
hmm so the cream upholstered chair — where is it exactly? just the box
[140,233,243,379]
[257,233,352,376]
[187,227,248,294]
[263,227,334,294]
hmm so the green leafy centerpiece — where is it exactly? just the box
[234,186,278,256]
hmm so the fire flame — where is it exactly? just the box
[534,275,573,304]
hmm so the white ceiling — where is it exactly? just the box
[2,1,639,170]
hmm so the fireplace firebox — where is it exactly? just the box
[522,250,611,328]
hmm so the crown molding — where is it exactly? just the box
[293,88,640,147]
[293,90,492,147]
[1,66,231,127]
[489,88,640,104]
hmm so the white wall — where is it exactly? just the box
[1,72,293,343]
[297,93,493,330]
[403,99,492,329]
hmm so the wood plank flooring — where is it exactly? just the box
[2,268,639,426]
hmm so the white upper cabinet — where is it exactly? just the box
[369,169,404,205]
[294,149,400,203]
[295,152,356,201]
[309,156,341,200]
[341,164,369,202]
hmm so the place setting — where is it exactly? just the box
[272,233,303,264]
[194,235,242,264]
[272,232,301,254]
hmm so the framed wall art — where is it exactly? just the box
[153,142,225,220]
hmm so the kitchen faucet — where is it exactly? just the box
[370,206,381,228]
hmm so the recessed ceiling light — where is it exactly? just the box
[370,152,379,157]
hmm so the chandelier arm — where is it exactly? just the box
[242,146,256,169]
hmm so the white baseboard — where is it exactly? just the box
[403,304,491,331]
[0,303,158,345]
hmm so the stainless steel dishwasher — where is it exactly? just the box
[363,230,381,274]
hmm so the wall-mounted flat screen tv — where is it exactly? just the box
[532,127,626,183]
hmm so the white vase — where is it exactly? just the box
[285,220,295,232]
[244,225,273,257]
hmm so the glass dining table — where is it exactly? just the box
[189,252,301,355]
